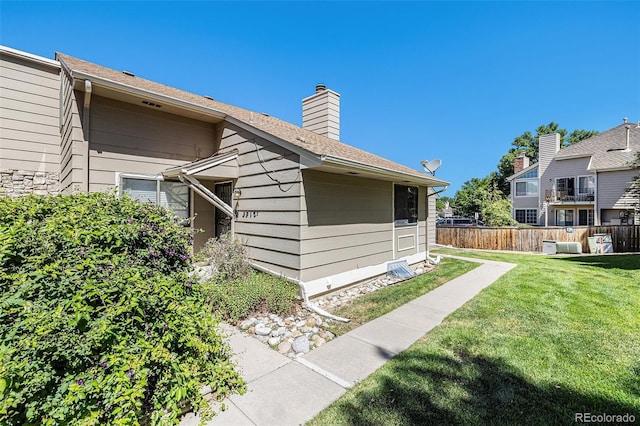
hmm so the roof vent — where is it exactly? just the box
[122,70,135,77]
[203,95,214,100]
[315,84,326,93]
[141,100,161,108]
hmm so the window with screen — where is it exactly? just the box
[121,177,190,220]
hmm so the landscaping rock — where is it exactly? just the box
[239,318,256,330]
[268,336,281,346]
[254,325,272,336]
[312,336,326,348]
[292,335,310,353]
[277,341,291,354]
[236,261,433,357]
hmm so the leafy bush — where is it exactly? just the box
[195,233,251,280]
[203,272,299,323]
[195,234,298,322]
[0,193,244,425]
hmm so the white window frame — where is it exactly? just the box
[394,184,419,227]
[515,208,537,224]
[118,173,191,221]
[577,175,595,196]
[556,209,575,226]
[519,169,538,179]
[514,179,538,197]
[578,209,594,226]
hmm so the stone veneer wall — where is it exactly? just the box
[0,170,60,197]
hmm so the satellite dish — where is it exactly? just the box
[420,159,442,175]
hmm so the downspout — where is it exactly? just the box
[250,262,350,323]
[82,80,92,192]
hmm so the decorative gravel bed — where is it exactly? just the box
[237,262,435,357]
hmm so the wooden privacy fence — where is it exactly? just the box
[436,225,640,253]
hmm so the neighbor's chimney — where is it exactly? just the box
[302,84,340,140]
[513,151,530,174]
[538,132,561,181]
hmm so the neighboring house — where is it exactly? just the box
[507,121,640,227]
[0,45,448,297]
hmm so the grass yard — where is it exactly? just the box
[325,258,479,336]
[309,250,640,425]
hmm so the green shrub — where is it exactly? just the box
[195,233,251,280]
[0,193,244,425]
[203,272,299,323]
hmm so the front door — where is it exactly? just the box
[214,182,232,237]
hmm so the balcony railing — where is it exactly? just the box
[545,190,594,203]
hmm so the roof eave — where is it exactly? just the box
[506,163,539,181]
[554,153,593,161]
[321,155,449,187]
[65,68,227,121]
[589,165,635,172]
[1,45,60,68]
[225,116,324,168]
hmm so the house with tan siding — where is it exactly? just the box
[0,45,448,297]
[507,121,640,227]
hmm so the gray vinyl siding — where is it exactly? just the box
[512,194,539,210]
[59,70,85,192]
[597,169,638,209]
[541,157,592,200]
[0,53,60,172]
[218,123,302,278]
[299,170,393,282]
[544,157,592,181]
[426,188,436,246]
[541,157,592,226]
[88,95,216,192]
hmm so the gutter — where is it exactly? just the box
[1,45,60,68]
[250,263,350,323]
[321,154,450,187]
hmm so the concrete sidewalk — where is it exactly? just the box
[181,256,516,426]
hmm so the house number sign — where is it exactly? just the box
[236,210,259,219]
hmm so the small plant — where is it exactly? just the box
[195,233,251,280]
[0,193,244,425]
[202,272,299,323]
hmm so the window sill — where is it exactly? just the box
[394,222,418,228]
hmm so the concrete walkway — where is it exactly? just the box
[181,256,516,426]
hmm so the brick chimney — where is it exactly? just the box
[302,84,340,140]
[513,151,530,174]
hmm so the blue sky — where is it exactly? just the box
[1,1,639,194]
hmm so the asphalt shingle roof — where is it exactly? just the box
[555,123,640,170]
[57,53,443,183]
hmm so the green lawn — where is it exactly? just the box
[309,250,640,425]
[325,258,479,336]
